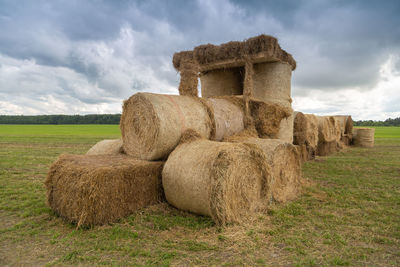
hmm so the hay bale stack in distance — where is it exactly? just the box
[120,93,214,160]
[333,115,354,145]
[353,128,375,147]
[45,154,164,226]
[293,112,319,161]
[86,139,124,155]
[225,136,302,203]
[316,116,340,156]
[162,132,270,225]
[316,116,337,143]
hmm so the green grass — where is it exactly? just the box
[1,125,399,266]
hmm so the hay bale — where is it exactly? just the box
[192,34,296,70]
[86,139,124,155]
[178,59,199,96]
[316,116,337,143]
[172,50,194,70]
[293,112,319,148]
[200,67,244,98]
[45,154,164,226]
[207,96,291,139]
[333,115,353,145]
[225,137,302,203]
[316,141,339,156]
[162,133,270,225]
[120,93,213,160]
[253,62,292,104]
[205,98,245,141]
[353,128,375,147]
[252,61,293,142]
[250,99,292,139]
[316,116,342,156]
[293,112,319,161]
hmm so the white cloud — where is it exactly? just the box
[293,56,400,120]
[0,25,179,115]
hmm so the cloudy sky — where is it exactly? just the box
[0,0,399,120]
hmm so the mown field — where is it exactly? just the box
[0,125,399,266]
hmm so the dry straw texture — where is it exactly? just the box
[252,61,293,142]
[190,35,296,70]
[225,137,302,203]
[172,50,194,70]
[120,93,213,160]
[316,141,339,156]
[178,60,199,96]
[250,100,292,139]
[45,154,164,227]
[353,128,375,147]
[162,131,270,225]
[293,112,319,161]
[205,98,245,141]
[86,139,124,156]
[252,62,292,104]
[200,67,243,98]
[333,115,354,145]
[317,116,337,143]
[207,96,291,139]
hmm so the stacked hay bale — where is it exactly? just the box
[173,34,296,143]
[316,116,340,156]
[47,34,365,227]
[353,128,375,147]
[293,112,319,162]
[333,115,353,146]
[162,131,270,225]
[224,136,302,203]
[120,92,214,160]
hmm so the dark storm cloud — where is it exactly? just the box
[0,0,399,116]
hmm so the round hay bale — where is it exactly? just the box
[45,154,164,227]
[252,62,293,142]
[353,128,375,147]
[120,93,213,160]
[331,117,342,142]
[316,116,336,143]
[86,139,124,155]
[162,135,270,225]
[252,62,292,104]
[225,137,302,203]
[206,96,290,140]
[293,112,319,148]
[205,98,245,141]
[332,115,353,136]
[316,141,339,156]
[200,67,243,98]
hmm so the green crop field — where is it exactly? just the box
[0,125,399,266]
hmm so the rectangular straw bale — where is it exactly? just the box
[45,154,164,226]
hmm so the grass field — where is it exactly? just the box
[0,125,399,266]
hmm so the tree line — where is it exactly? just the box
[0,114,121,124]
[353,117,400,127]
[0,114,399,126]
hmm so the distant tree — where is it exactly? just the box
[0,114,121,124]
[353,117,400,126]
